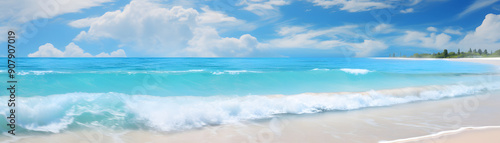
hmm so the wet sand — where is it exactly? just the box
[373,57,500,66]
[446,58,500,66]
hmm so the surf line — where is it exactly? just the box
[6,31,16,135]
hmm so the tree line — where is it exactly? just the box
[393,48,500,58]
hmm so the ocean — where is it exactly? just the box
[0,58,499,139]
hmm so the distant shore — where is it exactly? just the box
[373,57,500,66]
[446,58,500,66]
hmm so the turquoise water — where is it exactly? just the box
[0,58,499,134]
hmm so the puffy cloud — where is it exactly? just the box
[96,49,127,57]
[459,13,500,51]
[28,43,65,57]
[265,25,387,57]
[184,27,259,57]
[70,0,255,57]
[398,31,452,48]
[309,0,392,12]
[426,26,437,32]
[28,42,126,57]
[0,0,112,23]
[350,40,388,57]
[396,14,500,52]
[63,42,93,57]
[400,8,414,13]
[458,0,499,18]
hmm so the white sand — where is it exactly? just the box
[446,58,500,66]
[373,57,500,66]
[381,126,500,143]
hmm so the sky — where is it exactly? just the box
[1,0,500,57]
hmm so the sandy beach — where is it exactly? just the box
[374,57,500,143]
[446,58,500,66]
[381,126,500,143]
[374,57,500,66]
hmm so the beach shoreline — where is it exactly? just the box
[380,126,500,143]
[3,58,499,143]
[4,89,500,143]
[373,57,500,143]
[373,57,500,66]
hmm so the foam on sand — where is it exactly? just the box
[379,126,500,143]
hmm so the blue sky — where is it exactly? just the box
[1,0,500,57]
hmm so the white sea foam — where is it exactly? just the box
[17,71,56,75]
[312,68,330,71]
[1,83,498,133]
[23,117,74,133]
[340,68,372,75]
[379,126,500,143]
[211,70,261,75]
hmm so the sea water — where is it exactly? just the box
[0,58,499,134]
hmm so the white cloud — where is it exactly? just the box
[395,14,500,52]
[184,27,259,57]
[400,8,414,13]
[267,25,359,49]
[240,0,290,16]
[309,0,392,12]
[63,42,93,57]
[350,40,388,57]
[70,0,255,57]
[0,0,112,23]
[459,13,500,51]
[398,31,452,48]
[443,28,462,35]
[28,43,65,57]
[277,26,309,36]
[265,25,387,57]
[28,42,126,57]
[409,0,422,6]
[96,49,127,57]
[68,17,99,28]
[426,26,438,32]
[197,7,237,24]
[458,0,499,18]
[373,23,394,33]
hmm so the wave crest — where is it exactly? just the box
[1,83,498,133]
[340,68,372,75]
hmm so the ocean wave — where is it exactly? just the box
[1,83,498,133]
[211,70,261,75]
[17,71,62,75]
[311,68,331,71]
[12,69,268,75]
[340,68,372,75]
